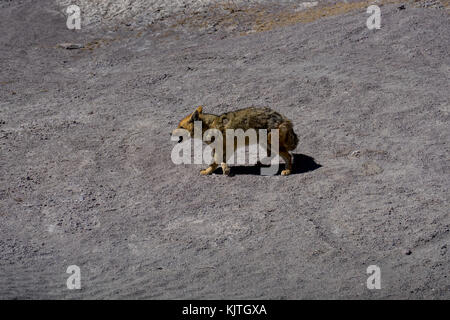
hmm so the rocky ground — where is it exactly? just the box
[0,0,449,299]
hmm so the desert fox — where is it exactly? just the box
[176,106,299,176]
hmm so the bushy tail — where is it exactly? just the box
[279,121,299,151]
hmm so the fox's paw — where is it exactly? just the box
[200,169,213,175]
[221,163,230,176]
[281,169,291,176]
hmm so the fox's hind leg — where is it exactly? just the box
[277,121,297,176]
[263,131,292,175]
[279,149,293,176]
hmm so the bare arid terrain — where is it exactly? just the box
[0,0,449,299]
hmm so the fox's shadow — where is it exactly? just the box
[213,153,321,176]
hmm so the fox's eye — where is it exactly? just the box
[178,136,183,143]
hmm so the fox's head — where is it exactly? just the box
[176,106,203,143]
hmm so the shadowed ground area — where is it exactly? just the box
[0,0,449,299]
[215,153,322,175]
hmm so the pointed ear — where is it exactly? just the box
[189,106,203,122]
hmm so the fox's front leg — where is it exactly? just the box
[200,163,218,175]
[219,142,230,176]
[221,162,230,176]
[200,150,222,175]
[200,151,230,176]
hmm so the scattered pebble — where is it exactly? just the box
[57,43,84,50]
[349,150,361,158]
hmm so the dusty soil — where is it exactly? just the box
[0,0,449,299]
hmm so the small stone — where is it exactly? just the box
[349,150,361,158]
[58,43,84,50]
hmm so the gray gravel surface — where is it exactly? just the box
[0,0,449,299]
